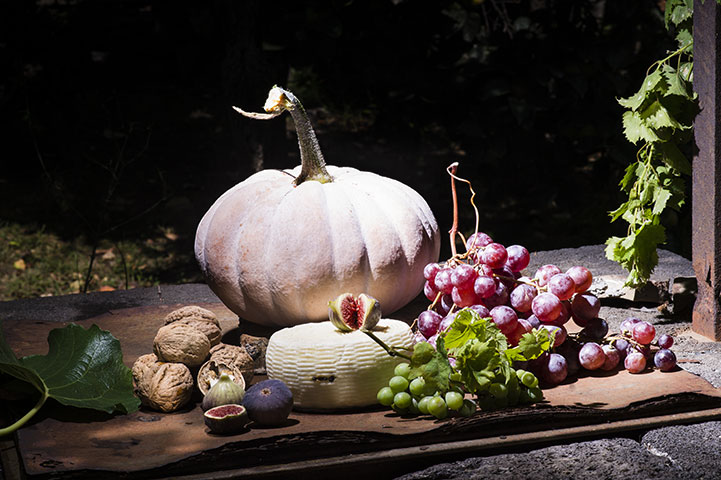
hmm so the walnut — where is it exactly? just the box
[153,323,210,367]
[239,334,268,372]
[209,343,255,384]
[132,355,193,412]
[164,305,219,327]
[175,318,222,346]
[197,359,246,396]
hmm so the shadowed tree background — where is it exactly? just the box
[0,0,685,299]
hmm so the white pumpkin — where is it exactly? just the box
[195,87,440,327]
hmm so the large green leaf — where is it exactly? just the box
[0,321,139,415]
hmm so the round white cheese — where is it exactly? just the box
[266,319,414,410]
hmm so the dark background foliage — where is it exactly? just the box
[0,0,684,291]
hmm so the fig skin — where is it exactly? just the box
[203,404,249,434]
[243,379,293,426]
[201,373,245,412]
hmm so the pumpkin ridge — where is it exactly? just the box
[324,180,370,295]
[357,177,412,300]
[262,184,309,324]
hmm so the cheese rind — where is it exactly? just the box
[266,319,414,410]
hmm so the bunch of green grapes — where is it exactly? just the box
[377,363,542,418]
[473,367,543,411]
[376,362,475,419]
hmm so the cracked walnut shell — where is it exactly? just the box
[153,323,210,367]
[132,354,194,412]
[209,343,254,384]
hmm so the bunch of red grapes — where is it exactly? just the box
[415,232,678,386]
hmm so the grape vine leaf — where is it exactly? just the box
[0,321,140,415]
[660,142,692,175]
[408,340,451,393]
[606,223,666,286]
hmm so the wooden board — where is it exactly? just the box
[3,303,721,479]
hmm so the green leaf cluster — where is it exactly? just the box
[0,321,140,436]
[430,309,551,409]
[608,0,697,288]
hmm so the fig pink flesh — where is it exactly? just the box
[208,405,244,417]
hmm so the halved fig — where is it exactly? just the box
[203,404,249,434]
[328,293,381,332]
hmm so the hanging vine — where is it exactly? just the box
[606,0,698,287]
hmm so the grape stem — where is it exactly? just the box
[446,163,481,263]
[448,162,460,258]
[363,330,413,361]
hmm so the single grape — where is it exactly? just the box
[417,395,432,415]
[505,245,530,272]
[459,399,477,417]
[424,281,439,302]
[427,396,448,419]
[548,273,576,301]
[566,265,593,293]
[489,382,509,399]
[527,387,544,403]
[445,391,464,410]
[547,300,571,327]
[409,377,426,397]
[389,375,409,393]
[484,281,509,309]
[451,285,478,308]
[411,330,427,345]
[439,294,454,315]
[601,345,620,371]
[578,342,605,370]
[658,334,674,349]
[480,243,508,269]
[570,293,600,326]
[423,263,442,282]
[581,318,609,340]
[507,321,529,346]
[426,334,439,349]
[473,275,497,299]
[510,283,537,313]
[620,317,642,335]
[531,292,563,323]
[377,386,394,406]
[526,314,541,329]
[535,264,562,287]
[438,312,456,333]
[490,305,519,335]
[541,324,567,347]
[493,265,517,288]
[417,310,442,338]
[541,353,568,385]
[433,268,454,294]
[519,370,539,389]
[469,304,490,318]
[466,232,493,250]
[654,349,677,371]
[632,321,656,345]
[625,352,647,373]
[451,263,477,289]
[612,338,630,360]
[394,363,411,378]
[393,391,412,410]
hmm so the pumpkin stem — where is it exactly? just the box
[233,86,333,185]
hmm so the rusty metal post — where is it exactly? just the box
[692,0,721,340]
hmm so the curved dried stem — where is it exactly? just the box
[446,163,481,261]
